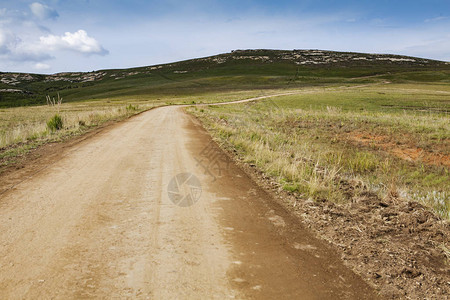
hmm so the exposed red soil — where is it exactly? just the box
[349,132,450,168]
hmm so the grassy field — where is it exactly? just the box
[1,50,449,217]
[0,88,295,169]
[2,49,450,107]
[0,99,148,168]
[1,50,448,299]
[189,83,450,219]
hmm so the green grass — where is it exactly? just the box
[47,114,63,132]
[0,98,158,172]
[189,83,450,219]
[1,49,449,217]
[0,88,304,172]
[1,49,449,108]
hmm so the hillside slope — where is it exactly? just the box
[1,49,449,107]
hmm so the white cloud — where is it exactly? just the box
[34,62,50,70]
[0,29,15,54]
[0,4,107,67]
[30,2,59,20]
[0,27,108,68]
[7,43,53,62]
[2,2,450,73]
[0,28,53,62]
[40,30,109,55]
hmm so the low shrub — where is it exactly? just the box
[47,114,63,132]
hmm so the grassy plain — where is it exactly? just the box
[0,89,291,169]
[1,50,449,217]
[0,99,147,168]
[189,83,450,219]
[1,50,449,299]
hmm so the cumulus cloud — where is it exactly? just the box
[40,30,109,55]
[11,42,53,62]
[0,28,108,63]
[1,4,107,71]
[30,2,59,20]
[0,28,52,61]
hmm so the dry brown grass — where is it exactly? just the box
[189,84,449,219]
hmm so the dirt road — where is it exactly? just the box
[0,106,377,299]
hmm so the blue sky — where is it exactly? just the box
[0,0,449,73]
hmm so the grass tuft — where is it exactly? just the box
[47,114,63,132]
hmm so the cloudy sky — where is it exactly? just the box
[0,0,449,74]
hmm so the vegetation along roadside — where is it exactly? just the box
[188,82,449,299]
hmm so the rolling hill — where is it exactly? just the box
[1,49,450,107]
